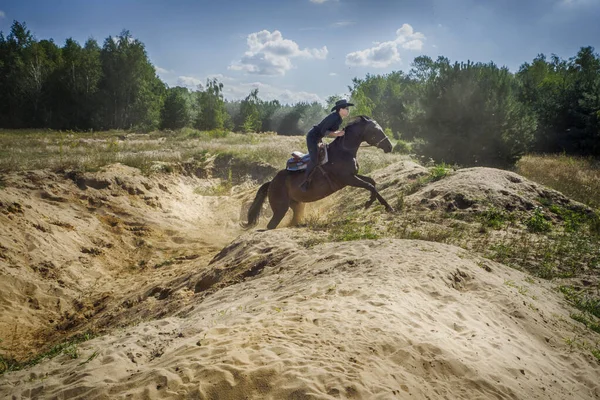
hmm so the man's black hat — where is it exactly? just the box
[331,99,355,112]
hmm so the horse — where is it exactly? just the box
[242,116,395,230]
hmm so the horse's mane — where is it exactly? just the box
[330,115,372,146]
[344,115,372,131]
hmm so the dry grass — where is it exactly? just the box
[0,129,406,175]
[516,154,600,208]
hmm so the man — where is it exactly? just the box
[299,99,354,192]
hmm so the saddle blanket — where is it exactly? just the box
[286,147,328,171]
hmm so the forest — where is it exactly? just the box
[1,20,599,167]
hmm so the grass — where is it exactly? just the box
[525,207,553,233]
[560,286,600,319]
[306,212,381,242]
[480,207,516,229]
[516,154,600,208]
[0,129,409,179]
[0,332,97,375]
[404,162,452,195]
[0,129,303,174]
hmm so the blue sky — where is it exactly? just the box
[1,0,599,104]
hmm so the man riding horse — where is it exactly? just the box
[242,114,394,230]
[300,99,354,192]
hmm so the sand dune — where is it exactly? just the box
[1,161,599,399]
[2,229,599,399]
[0,163,246,359]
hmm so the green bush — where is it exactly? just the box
[393,140,411,154]
[525,207,552,233]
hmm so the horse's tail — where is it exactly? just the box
[241,181,271,229]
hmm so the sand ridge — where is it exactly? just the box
[1,230,599,399]
[1,161,599,399]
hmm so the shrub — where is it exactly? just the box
[393,140,411,154]
[525,207,552,233]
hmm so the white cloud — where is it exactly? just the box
[345,23,425,68]
[310,0,331,3]
[279,89,324,104]
[207,73,235,82]
[229,30,328,76]
[329,72,337,76]
[0,10,5,18]
[559,0,594,5]
[332,21,354,28]
[222,81,324,104]
[346,41,401,68]
[155,66,170,74]
[402,39,424,51]
[170,74,236,90]
[395,23,426,50]
[177,76,202,89]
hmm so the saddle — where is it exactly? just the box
[286,144,329,171]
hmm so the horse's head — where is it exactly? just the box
[359,116,393,153]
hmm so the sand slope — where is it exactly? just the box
[1,229,598,399]
[0,163,247,359]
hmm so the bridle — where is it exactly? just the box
[371,135,391,147]
[341,122,390,150]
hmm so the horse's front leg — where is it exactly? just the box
[344,175,394,212]
[357,174,377,209]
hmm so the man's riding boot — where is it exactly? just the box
[299,180,309,192]
[300,162,315,192]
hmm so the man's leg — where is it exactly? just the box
[300,134,319,192]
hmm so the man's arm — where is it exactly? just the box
[318,113,344,137]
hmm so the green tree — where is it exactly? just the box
[517,47,600,155]
[297,101,327,133]
[52,38,102,129]
[195,78,227,130]
[238,88,261,132]
[349,72,414,138]
[0,21,36,127]
[96,30,165,130]
[160,86,191,130]
[412,58,536,167]
[257,99,281,132]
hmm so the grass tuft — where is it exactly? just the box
[0,332,97,375]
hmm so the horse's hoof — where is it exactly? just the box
[386,206,395,213]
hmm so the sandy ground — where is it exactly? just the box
[0,161,599,399]
[0,164,249,360]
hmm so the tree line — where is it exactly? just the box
[1,21,599,167]
[0,21,330,134]
[349,48,600,166]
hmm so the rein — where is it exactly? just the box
[341,125,390,149]
[366,136,390,147]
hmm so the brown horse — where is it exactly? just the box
[242,116,394,229]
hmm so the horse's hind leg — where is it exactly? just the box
[289,200,305,226]
[267,205,288,229]
[267,185,290,230]
[357,174,377,209]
